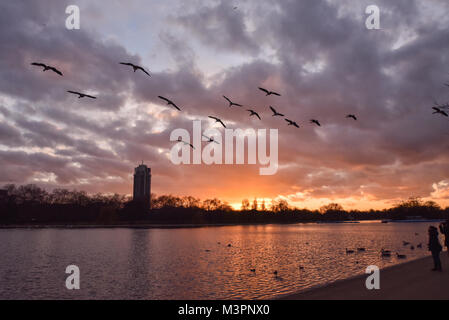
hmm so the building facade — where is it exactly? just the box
[133,163,151,207]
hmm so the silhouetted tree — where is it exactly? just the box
[272,199,289,212]
[319,203,345,220]
[260,199,266,211]
[390,197,442,220]
[182,196,201,208]
[251,198,258,211]
[1,184,447,226]
[241,199,250,211]
[203,198,222,211]
[319,203,344,214]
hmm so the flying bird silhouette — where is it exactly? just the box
[202,134,220,144]
[310,119,321,126]
[285,119,300,128]
[67,91,96,99]
[346,114,357,121]
[158,96,181,111]
[432,98,449,110]
[223,96,242,107]
[432,107,448,117]
[208,116,226,128]
[247,109,261,120]
[119,62,151,76]
[177,137,194,149]
[269,106,284,117]
[258,87,281,96]
[31,62,63,76]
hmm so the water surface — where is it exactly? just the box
[0,221,440,299]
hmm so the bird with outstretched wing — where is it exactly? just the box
[208,116,226,128]
[67,91,96,99]
[258,87,281,96]
[31,62,63,76]
[269,106,284,117]
[158,96,181,111]
[120,62,151,76]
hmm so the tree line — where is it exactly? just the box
[0,184,447,225]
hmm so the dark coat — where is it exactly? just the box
[429,231,442,253]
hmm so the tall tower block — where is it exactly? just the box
[133,163,151,207]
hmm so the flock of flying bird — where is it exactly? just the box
[209,89,359,131]
[30,61,448,151]
[30,60,360,149]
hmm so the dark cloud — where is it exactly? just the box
[174,1,260,55]
[1,0,449,208]
[0,0,135,111]
[0,121,25,147]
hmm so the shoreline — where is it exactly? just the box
[0,221,318,230]
[279,254,449,300]
[0,219,444,230]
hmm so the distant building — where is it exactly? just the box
[133,163,151,207]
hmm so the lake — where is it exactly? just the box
[0,221,442,299]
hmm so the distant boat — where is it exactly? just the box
[394,218,445,223]
[384,217,444,223]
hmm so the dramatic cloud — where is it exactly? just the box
[1,0,449,209]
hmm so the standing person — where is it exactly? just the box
[428,226,442,272]
[439,220,449,257]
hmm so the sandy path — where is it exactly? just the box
[280,254,449,300]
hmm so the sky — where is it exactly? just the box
[1,0,449,210]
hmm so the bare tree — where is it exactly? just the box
[241,199,250,211]
[251,198,258,211]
